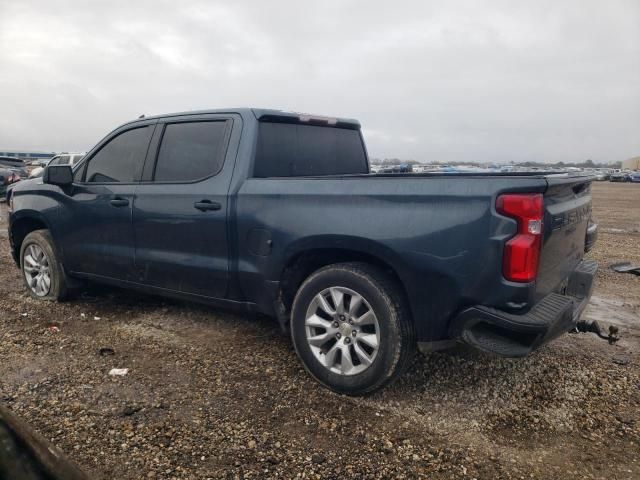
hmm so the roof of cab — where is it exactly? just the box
[122,108,361,129]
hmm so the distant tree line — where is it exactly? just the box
[370,158,622,168]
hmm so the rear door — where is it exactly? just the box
[536,175,593,296]
[58,123,155,281]
[132,114,236,298]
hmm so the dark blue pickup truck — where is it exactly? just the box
[7,108,598,394]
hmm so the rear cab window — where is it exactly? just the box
[253,122,369,177]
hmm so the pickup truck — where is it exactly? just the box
[7,108,598,394]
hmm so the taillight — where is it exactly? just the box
[496,193,544,282]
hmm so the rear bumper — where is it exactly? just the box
[449,259,597,357]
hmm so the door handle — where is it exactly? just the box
[194,200,221,212]
[110,197,129,207]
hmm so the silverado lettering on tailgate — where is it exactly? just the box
[550,204,591,231]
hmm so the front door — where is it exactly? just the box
[132,115,236,298]
[58,124,154,281]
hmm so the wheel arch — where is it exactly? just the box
[9,212,52,266]
[277,237,412,322]
[274,235,462,343]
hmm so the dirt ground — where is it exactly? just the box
[0,182,638,479]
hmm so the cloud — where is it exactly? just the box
[0,0,638,163]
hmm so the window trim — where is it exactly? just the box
[142,118,233,185]
[74,124,156,185]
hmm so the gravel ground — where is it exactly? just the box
[0,181,639,479]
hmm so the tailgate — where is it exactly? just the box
[536,175,593,298]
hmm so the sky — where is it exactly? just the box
[0,0,638,164]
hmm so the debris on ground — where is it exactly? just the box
[121,405,142,417]
[574,319,620,344]
[108,368,129,377]
[612,354,632,365]
[610,261,640,276]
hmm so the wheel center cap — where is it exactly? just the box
[339,322,352,337]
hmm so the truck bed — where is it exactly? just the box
[234,171,594,343]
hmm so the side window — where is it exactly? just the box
[58,155,71,165]
[84,126,153,183]
[48,156,61,166]
[153,121,228,182]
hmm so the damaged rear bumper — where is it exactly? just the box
[450,259,597,357]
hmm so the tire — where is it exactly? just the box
[290,262,416,395]
[20,229,68,301]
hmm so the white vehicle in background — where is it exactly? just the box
[29,153,85,178]
[593,168,611,181]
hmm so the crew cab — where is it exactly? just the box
[7,109,598,394]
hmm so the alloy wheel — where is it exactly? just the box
[304,286,380,375]
[23,244,51,297]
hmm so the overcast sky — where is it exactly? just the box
[0,0,638,163]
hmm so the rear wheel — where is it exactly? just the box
[20,230,68,301]
[291,262,415,395]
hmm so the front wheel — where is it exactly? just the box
[20,229,68,301]
[290,262,416,395]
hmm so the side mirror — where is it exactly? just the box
[43,165,73,187]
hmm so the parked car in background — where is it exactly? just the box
[377,163,413,173]
[0,156,28,179]
[28,158,53,168]
[29,153,85,179]
[593,171,610,181]
[0,157,28,202]
[50,153,85,167]
[0,156,25,167]
[0,168,22,200]
[610,171,631,182]
[628,171,640,183]
[8,108,597,394]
